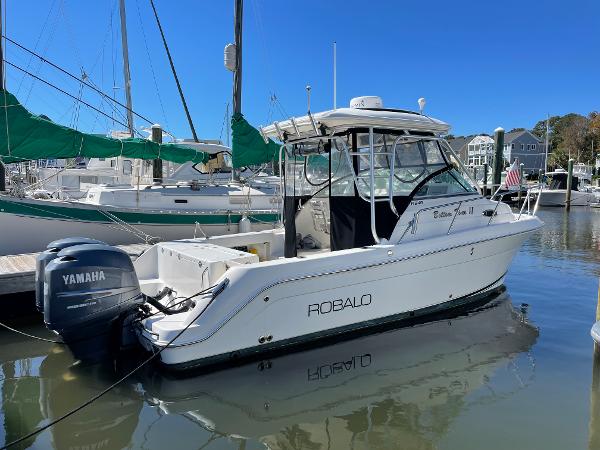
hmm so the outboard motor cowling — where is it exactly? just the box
[44,244,143,361]
[35,237,106,312]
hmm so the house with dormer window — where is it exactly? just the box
[502,130,546,174]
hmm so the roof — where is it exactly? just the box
[504,130,541,144]
[447,136,470,153]
[467,135,494,145]
[262,107,450,141]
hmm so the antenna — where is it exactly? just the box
[418,97,426,115]
[306,85,319,134]
[333,41,337,109]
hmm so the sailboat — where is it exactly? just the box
[0,0,281,256]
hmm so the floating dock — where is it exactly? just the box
[0,243,150,296]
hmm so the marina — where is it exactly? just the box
[0,0,598,448]
[1,208,600,449]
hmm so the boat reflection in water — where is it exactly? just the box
[0,290,538,449]
[140,289,538,449]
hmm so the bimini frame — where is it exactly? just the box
[274,125,488,244]
[276,127,484,245]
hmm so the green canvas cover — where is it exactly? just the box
[0,90,209,165]
[231,112,281,168]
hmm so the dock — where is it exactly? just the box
[0,243,150,296]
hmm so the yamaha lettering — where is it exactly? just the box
[308,294,372,317]
[62,271,106,285]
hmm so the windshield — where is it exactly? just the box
[284,131,477,199]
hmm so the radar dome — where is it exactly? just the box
[349,96,383,109]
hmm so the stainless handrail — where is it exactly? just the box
[388,141,399,217]
[368,128,379,244]
[446,201,463,235]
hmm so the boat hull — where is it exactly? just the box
[0,196,278,256]
[535,189,592,206]
[140,216,541,369]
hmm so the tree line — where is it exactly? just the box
[530,112,599,168]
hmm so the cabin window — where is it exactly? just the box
[174,199,188,204]
[122,160,133,175]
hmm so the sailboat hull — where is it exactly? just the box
[0,196,278,256]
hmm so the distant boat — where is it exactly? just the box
[530,164,594,207]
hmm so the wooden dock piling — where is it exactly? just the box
[493,128,505,193]
[152,124,163,183]
[566,158,574,211]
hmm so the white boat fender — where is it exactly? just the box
[591,321,600,344]
[239,214,252,233]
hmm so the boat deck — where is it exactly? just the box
[0,243,150,296]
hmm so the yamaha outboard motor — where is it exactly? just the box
[44,244,144,361]
[35,237,106,312]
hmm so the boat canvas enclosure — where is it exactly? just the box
[281,125,478,257]
[0,91,210,165]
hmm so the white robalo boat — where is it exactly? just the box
[41,96,543,370]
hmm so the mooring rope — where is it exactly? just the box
[1,283,217,449]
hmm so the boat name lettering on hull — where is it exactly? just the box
[433,206,474,219]
[308,294,372,317]
[308,354,372,381]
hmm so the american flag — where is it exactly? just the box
[504,159,521,188]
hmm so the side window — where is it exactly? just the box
[414,169,477,198]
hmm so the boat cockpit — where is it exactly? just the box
[281,129,479,257]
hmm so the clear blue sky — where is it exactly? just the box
[4,0,599,140]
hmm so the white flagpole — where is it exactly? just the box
[544,113,550,175]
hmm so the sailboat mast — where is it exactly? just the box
[119,0,135,138]
[231,0,243,181]
[232,0,243,117]
[0,0,6,191]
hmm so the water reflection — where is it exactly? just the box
[0,325,142,450]
[0,291,538,449]
[526,208,600,272]
[141,291,537,449]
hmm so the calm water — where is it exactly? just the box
[2,208,600,450]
